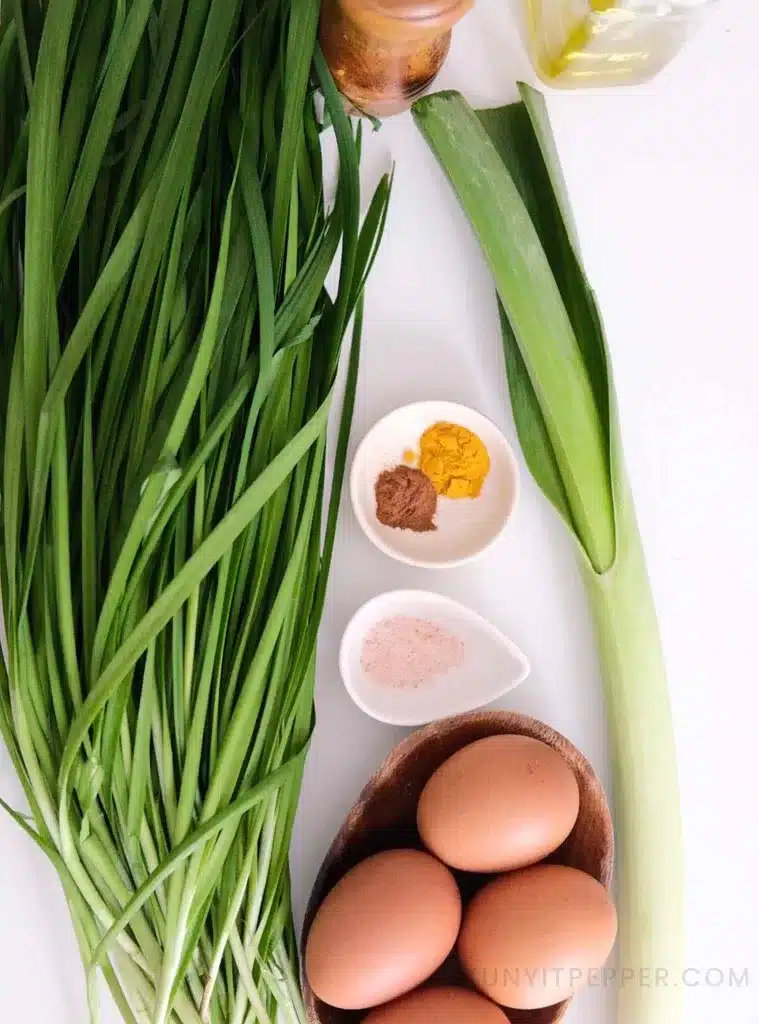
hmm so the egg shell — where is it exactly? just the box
[458,864,618,1009]
[417,734,581,873]
[363,986,510,1023]
[305,849,462,1010]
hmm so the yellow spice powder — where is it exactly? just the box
[419,421,490,498]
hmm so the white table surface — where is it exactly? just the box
[2,2,758,1021]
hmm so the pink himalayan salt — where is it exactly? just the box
[360,615,465,689]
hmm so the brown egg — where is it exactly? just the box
[305,849,461,1010]
[417,734,580,872]
[459,865,617,1009]
[363,986,510,1023]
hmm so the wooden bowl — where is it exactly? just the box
[302,710,614,1024]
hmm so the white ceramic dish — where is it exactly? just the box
[350,400,519,569]
[339,590,530,726]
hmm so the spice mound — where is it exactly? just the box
[361,615,465,689]
[420,421,490,498]
[375,465,437,533]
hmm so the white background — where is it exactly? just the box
[2,1,758,1021]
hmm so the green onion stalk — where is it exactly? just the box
[413,85,683,1024]
[0,1,390,1022]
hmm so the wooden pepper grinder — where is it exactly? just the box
[319,0,473,118]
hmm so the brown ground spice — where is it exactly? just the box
[375,465,438,532]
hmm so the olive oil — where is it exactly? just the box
[525,0,714,87]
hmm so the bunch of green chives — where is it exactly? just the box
[0,2,390,1022]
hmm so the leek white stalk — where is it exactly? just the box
[582,501,683,1024]
[414,85,684,1024]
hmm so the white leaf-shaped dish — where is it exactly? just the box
[339,590,530,726]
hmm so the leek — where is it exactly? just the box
[414,85,683,1024]
[0,2,389,1022]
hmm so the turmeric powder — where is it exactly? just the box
[419,422,490,498]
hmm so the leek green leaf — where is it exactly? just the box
[413,90,615,573]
